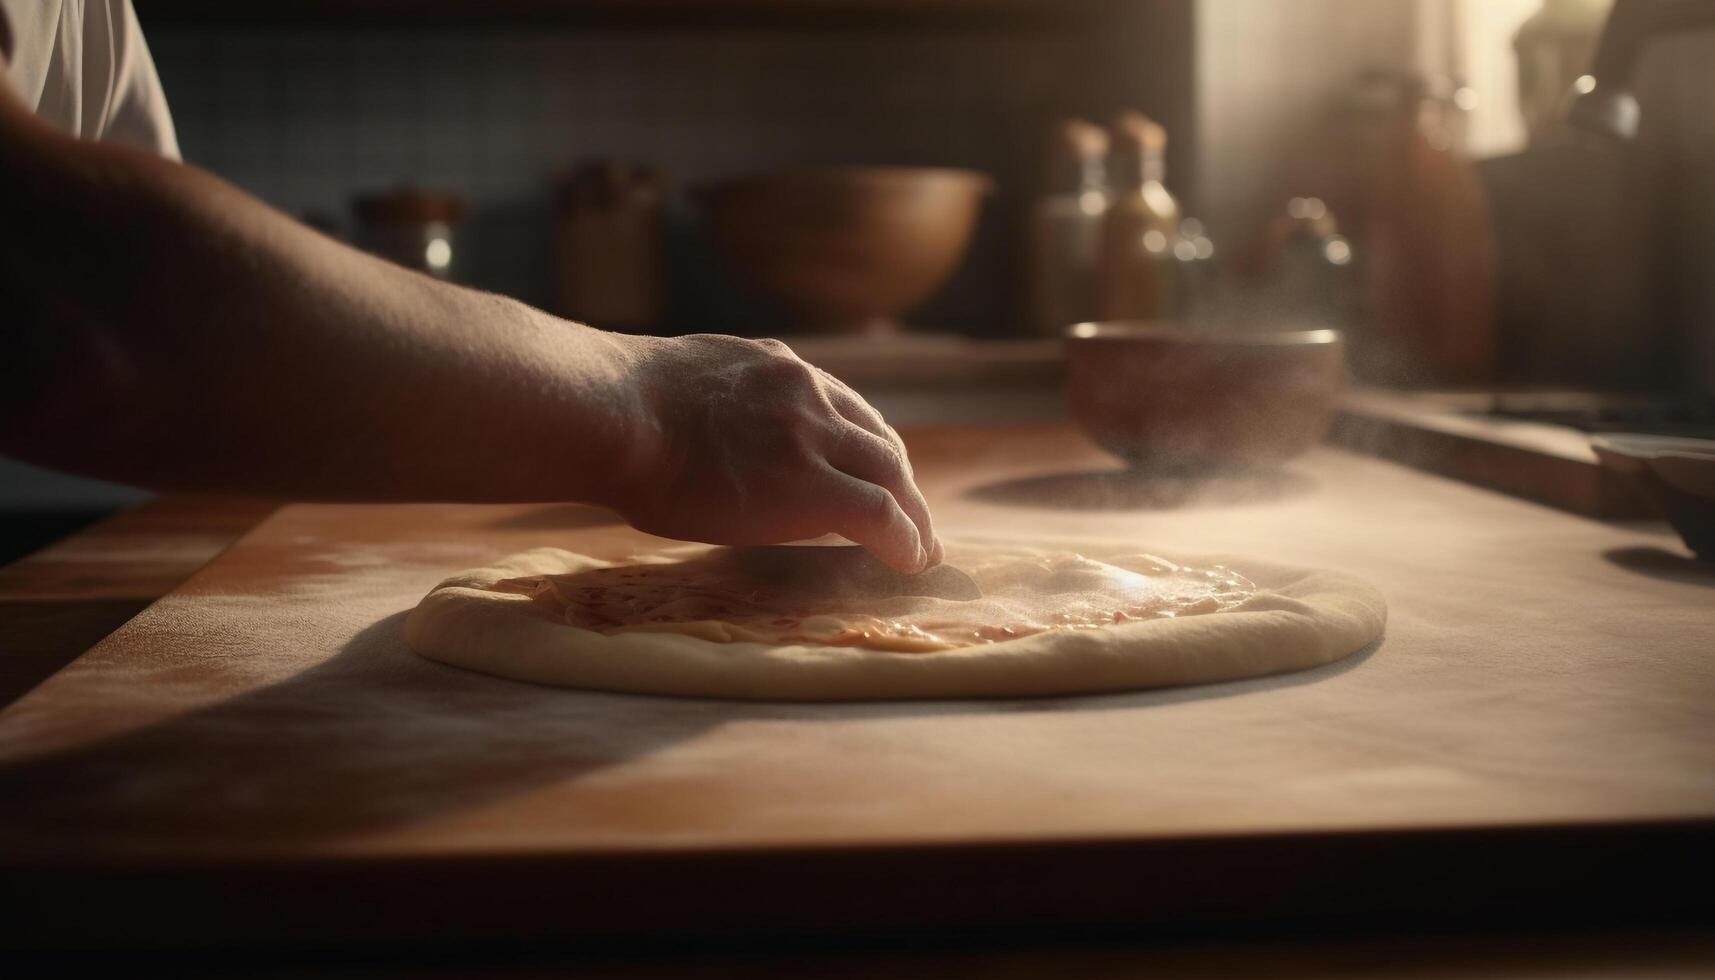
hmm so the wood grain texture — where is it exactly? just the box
[0,496,277,709]
[0,426,1710,947]
[1332,390,1657,519]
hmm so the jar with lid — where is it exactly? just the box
[554,161,665,332]
[351,186,464,281]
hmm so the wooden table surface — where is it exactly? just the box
[0,495,278,710]
[1,425,1711,972]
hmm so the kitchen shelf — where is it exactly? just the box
[135,0,1144,31]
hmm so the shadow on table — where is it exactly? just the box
[964,467,1316,511]
[1602,545,1715,586]
[0,610,1379,848]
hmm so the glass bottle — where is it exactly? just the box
[1265,197,1358,331]
[1514,0,1610,145]
[1096,112,1181,322]
[1027,119,1109,335]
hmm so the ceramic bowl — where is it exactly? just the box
[695,167,992,333]
[1065,322,1346,471]
[1589,434,1715,560]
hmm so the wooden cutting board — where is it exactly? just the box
[2,425,1711,946]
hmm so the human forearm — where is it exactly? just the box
[0,106,646,503]
[0,76,939,569]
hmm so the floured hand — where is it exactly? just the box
[606,334,940,574]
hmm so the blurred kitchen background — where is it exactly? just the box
[5,0,1713,559]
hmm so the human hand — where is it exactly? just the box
[610,334,940,573]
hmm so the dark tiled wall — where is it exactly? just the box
[147,19,1186,334]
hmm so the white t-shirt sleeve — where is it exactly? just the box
[0,0,57,110]
[0,0,179,161]
[102,0,180,159]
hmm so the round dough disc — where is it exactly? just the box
[405,539,1386,701]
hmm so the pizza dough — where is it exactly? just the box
[405,540,1385,701]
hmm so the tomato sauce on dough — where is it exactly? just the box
[493,545,1256,652]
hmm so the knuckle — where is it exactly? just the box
[815,365,853,392]
[750,353,817,389]
[866,430,908,469]
[877,452,911,487]
[859,404,896,439]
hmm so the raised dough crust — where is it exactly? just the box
[405,540,1386,701]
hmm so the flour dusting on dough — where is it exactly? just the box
[489,544,1256,652]
[407,539,1387,700]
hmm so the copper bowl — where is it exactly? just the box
[695,167,992,333]
[1066,322,1347,471]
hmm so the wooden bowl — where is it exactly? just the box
[695,167,991,333]
[1066,322,1347,471]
